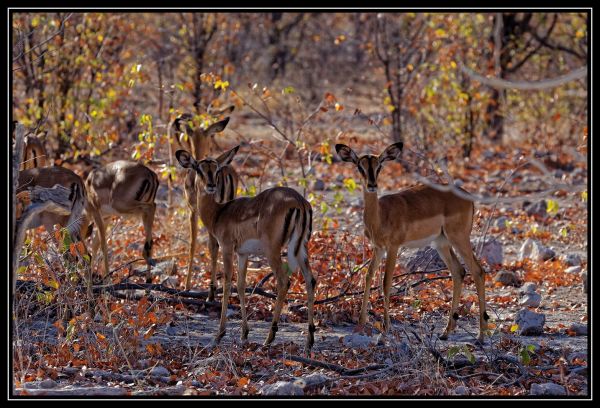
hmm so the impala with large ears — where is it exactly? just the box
[84,161,159,281]
[176,146,317,350]
[171,112,239,294]
[335,143,488,343]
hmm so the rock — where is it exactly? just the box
[313,179,326,191]
[453,385,470,395]
[39,379,58,389]
[519,292,542,308]
[406,246,446,273]
[19,386,129,396]
[299,373,330,387]
[161,276,179,287]
[514,309,545,336]
[494,270,519,286]
[582,271,588,294]
[562,253,582,266]
[494,216,509,230]
[569,323,588,336]
[479,238,503,266]
[342,333,380,349]
[565,265,582,274]
[570,366,588,377]
[520,282,538,294]
[261,380,304,396]
[529,382,567,396]
[150,366,170,377]
[525,200,547,218]
[519,238,555,262]
[151,260,177,276]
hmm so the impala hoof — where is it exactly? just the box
[147,258,157,267]
[439,332,449,341]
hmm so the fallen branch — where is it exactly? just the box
[285,355,388,376]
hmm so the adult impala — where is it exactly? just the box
[335,142,488,343]
[171,109,239,295]
[20,131,48,170]
[84,161,159,281]
[176,146,317,350]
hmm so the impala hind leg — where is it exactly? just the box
[237,254,250,341]
[433,236,466,340]
[446,232,488,343]
[141,203,156,283]
[265,255,289,346]
[298,254,317,351]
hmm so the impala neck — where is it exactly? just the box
[363,189,381,236]
[198,191,223,232]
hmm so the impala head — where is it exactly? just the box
[172,111,234,158]
[176,145,240,194]
[335,142,403,193]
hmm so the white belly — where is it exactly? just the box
[402,234,440,249]
[237,239,265,255]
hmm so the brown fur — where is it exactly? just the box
[20,133,47,170]
[176,146,317,350]
[85,161,158,280]
[336,143,488,343]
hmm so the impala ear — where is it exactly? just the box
[205,117,231,136]
[173,113,194,134]
[175,150,195,169]
[379,142,403,164]
[216,145,239,167]
[335,144,359,164]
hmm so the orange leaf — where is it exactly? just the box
[237,377,250,387]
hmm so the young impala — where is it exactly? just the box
[335,143,488,343]
[171,110,239,295]
[176,146,317,349]
[84,161,159,281]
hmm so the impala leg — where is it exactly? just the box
[185,210,198,291]
[434,239,466,340]
[91,210,110,277]
[447,234,488,343]
[216,249,234,343]
[237,254,249,341]
[300,256,317,351]
[141,203,156,283]
[265,255,288,346]
[208,234,219,301]
[359,247,384,325]
[382,246,398,333]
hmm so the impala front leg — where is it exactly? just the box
[237,254,249,341]
[208,234,219,301]
[216,249,234,343]
[359,247,384,325]
[142,203,156,283]
[185,210,198,291]
[382,246,398,333]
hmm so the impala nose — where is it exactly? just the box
[366,184,377,193]
[205,184,217,193]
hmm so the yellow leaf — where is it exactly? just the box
[335,103,344,111]
[510,324,519,332]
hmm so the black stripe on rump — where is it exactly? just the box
[135,179,150,202]
[294,208,307,258]
[282,208,296,247]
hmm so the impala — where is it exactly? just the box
[84,161,159,281]
[176,146,317,349]
[171,110,239,295]
[20,131,47,170]
[335,143,488,343]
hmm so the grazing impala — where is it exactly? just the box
[335,143,488,343]
[20,131,47,170]
[171,110,239,294]
[84,161,159,281]
[176,146,317,349]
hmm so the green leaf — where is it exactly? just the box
[320,201,328,214]
[546,199,559,216]
[447,346,460,360]
[283,262,293,276]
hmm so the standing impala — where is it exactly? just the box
[176,146,317,350]
[335,143,488,343]
[84,161,159,281]
[171,110,239,295]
